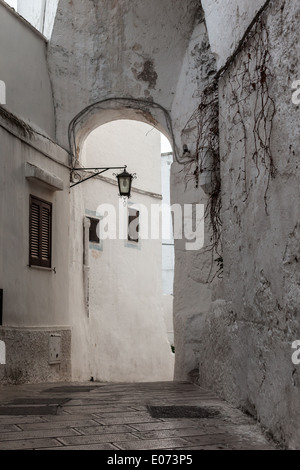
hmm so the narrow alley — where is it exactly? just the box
[0,381,276,450]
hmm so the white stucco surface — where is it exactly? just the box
[71,121,174,382]
[161,152,175,348]
[0,125,70,328]
[4,0,59,39]
[1,0,299,448]
[0,2,55,137]
[202,0,267,69]
[0,100,71,383]
[47,0,201,149]
[81,120,162,196]
[196,0,300,449]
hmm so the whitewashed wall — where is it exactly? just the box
[202,0,267,69]
[161,152,174,347]
[70,120,174,382]
[197,0,300,449]
[4,0,59,39]
[6,0,297,447]
[0,1,55,136]
[0,0,70,384]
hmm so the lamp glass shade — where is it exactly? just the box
[117,170,133,198]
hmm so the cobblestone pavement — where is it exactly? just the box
[0,381,276,450]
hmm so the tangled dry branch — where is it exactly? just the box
[182,82,222,280]
[182,3,276,280]
[226,15,276,213]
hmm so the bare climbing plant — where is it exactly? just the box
[181,1,276,281]
[182,81,222,281]
[226,14,276,213]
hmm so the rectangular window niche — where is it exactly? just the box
[125,203,141,250]
[85,210,103,252]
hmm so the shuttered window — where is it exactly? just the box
[29,196,52,268]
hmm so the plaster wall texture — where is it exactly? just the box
[0,327,71,384]
[47,0,202,149]
[0,122,70,329]
[196,0,300,449]
[0,2,55,137]
[163,295,174,348]
[0,116,71,383]
[17,0,47,34]
[81,120,162,195]
[16,0,59,39]
[171,14,216,151]
[202,0,267,69]
[161,152,174,347]
[70,121,174,382]
[161,153,173,246]
[170,16,218,380]
[48,1,216,383]
[2,0,298,447]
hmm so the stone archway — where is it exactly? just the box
[48,0,216,383]
[67,98,175,168]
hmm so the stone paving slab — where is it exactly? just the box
[128,420,201,432]
[0,427,79,441]
[0,416,46,425]
[19,419,100,431]
[0,404,60,416]
[0,438,63,450]
[94,415,166,426]
[0,381,277,450]
[73,424,138,435]
[40,443,119,450]
[130,427,227,440]
[44,413,101,421]
[58,432,141,446]
[116,438,190,450]
[0,424,21,433]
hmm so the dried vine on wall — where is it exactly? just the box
[226,15,276,213]
[182,82,222,279]
[181,0,276,282]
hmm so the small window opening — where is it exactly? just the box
[87,217,100,244]
[128,209,139,243]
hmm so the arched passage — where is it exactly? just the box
[67,98,176,168]
[69,106,175,382]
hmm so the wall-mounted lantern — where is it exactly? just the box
[115,167,136,199]
[70,165,136,199]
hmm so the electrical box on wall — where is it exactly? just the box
[49,334,62,365]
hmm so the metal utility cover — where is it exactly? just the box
[147,405,220,419]
[48,334,62,365]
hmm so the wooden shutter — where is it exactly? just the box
[30,200,40,262]
[30,196,52,268]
